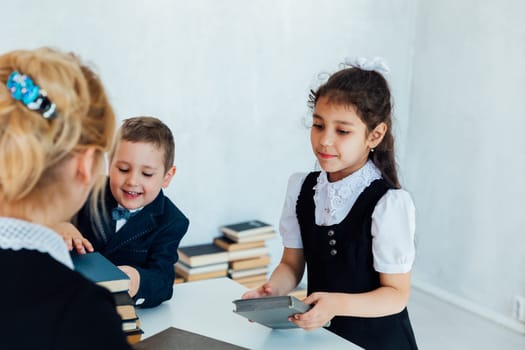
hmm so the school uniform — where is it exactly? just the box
[0,217,131,350]
[280,161,418,349]
[76,180,189,308]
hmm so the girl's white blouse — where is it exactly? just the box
[279,161,415,274]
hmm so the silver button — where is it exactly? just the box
[329,239,336,246]
[327,230,335,237]
[330,249,337,256]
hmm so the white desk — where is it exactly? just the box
[137,278,360,349]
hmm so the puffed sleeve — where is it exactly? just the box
[279,172,307,248]
[371,189,416,274]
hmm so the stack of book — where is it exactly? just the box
[215,220,276,288]
[71,252,143,344]
[175,243,229,282]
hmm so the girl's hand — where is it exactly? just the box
[240,283,275,323]
[52,222,94,254]
[118,265,140,297]
[290,292,337,330]
[242,282,274,299]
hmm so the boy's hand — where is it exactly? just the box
[52,222,93,254]
[289,292,336,330]
[241,282,274,299]
[118,265,140,297]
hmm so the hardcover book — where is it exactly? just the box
[175,261,229,275]
[113,290,134,306]
[228,266,268,279]
[72,252,130,293]
[227,246,269,261]
[125,328,144,345]
[232,295,311,329]
[230,255,270,270]
[178,244,229,267]
[123,318,140,331]
[213,236,266,251]
[132,326,248,350]
[220,220,273,237]
[113,291,137,320]
[183,269,228,282]
[117,304,138,321]
[222,231,276,243]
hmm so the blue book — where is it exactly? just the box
[72,252,130,292]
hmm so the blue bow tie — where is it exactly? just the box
[112,207,136,221]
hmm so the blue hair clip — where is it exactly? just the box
[6,71,57,119]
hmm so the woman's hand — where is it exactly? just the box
[118,265,140,297]
[52,222,93,254]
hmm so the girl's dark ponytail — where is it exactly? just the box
[370,131,400,189]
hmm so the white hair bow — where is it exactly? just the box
[344,57,390,74]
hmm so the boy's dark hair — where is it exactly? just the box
[114,116,175,173]
[308,67,400,189]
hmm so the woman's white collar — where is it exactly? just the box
[0,217,73,269]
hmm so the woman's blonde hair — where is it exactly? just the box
[0,47,115,217]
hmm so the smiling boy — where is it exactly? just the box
[73,116,189,308]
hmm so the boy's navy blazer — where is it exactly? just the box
[75,180,189,308]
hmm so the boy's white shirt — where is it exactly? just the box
[115,205,143,232]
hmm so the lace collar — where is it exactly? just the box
[313,160,382,223]
[0,217,73,269]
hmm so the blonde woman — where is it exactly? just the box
[0,48,131,349]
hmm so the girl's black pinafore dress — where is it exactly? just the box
[297,172,418,349]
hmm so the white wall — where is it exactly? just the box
[5,0,523,336]
[2,0,416,268]
[406,0,525,330]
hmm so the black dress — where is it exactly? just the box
[297,172,418,349]
[0,249,131,350]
